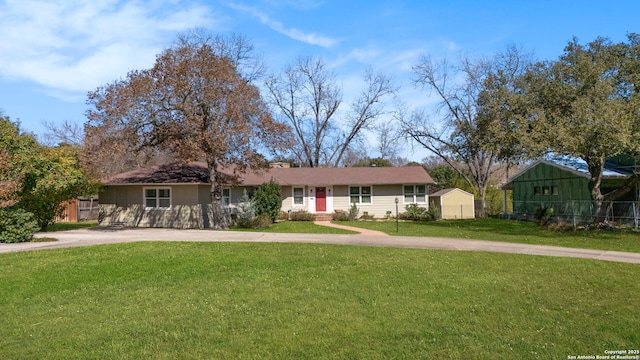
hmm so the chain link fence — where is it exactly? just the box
[509,200,640,229]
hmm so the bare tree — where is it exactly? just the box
[374,117,404,161]
[265,57,396,167]
[176,29,266,82]
[85,32,291,229]
[41,119,84,147]
[403,46,533,216]
[41,117,176,180]
[81,124,177,180]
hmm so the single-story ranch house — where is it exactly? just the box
[99,162,435,228]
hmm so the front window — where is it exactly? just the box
[404,185,427,204]
[222,188,230,206]
[403,185,427,204]
[415,185,426,203]
[350,186,372,204]
[293,187,304,205]
[144,187,171,209]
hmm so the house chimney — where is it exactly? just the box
[269,162,291,168]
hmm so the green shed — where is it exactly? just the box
[502,157,634,217]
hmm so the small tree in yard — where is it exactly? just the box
[18,144,98,230]
[235,190,256,228]
[254,179,282,223]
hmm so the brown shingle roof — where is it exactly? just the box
[103,162,434,186]
[103,162,210,184]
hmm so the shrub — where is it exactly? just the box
[427,201,441,220]
[348,203,359,220]
[400,204,436,222]
[235,190,256,228]
[332,210,350,221]
[535,206,554,226]
[289,210,315,221]
[277,211,289,221]
[0,208,40,243]
[254,179,282,223]
[253,214,273,228]
[332,203,359,221]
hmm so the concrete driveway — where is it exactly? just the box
[1,227,639,264]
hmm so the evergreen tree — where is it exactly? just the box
[254,179,282,223]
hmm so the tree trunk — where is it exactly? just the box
[586,156,606,224]
[208,165,231,230]
[477,185,487,218]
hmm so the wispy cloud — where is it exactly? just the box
[263,0,324,11]
[0,0,216,100]
[439,38,460,52]
[228,3,337,48]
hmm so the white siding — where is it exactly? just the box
[333,184,427,218]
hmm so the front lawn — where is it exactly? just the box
[1,242,638,359]
[43,221,99,232]
[336,218,640,253]
[232,221,357,234]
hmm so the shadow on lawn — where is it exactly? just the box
[424,218,640,240]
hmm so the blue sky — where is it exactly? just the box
[0,0,637,160]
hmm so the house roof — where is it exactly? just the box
[103,162,434,186]
[104,162,211,184]
[430,188,474,197]
[543,156,633,178]
[501,155,632,190]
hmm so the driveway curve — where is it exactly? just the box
[1,228,639,264]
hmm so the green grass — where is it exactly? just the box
[232,220,357,234]
[1,242,638,359]
[44,221,99,232]
[37,218,640,253]
[337,218,640,253]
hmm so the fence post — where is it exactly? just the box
[609,201,614,224]
[572,200,577,230]
[634,202,638,229]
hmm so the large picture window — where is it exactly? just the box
[350,186,372,204]
[144,187,171,209]
[293,187,304,205]
[404,185,426,204]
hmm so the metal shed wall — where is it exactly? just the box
[511,162,590,214]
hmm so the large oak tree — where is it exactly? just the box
[524,35,640,221]
[85,33,290,229]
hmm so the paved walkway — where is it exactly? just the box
[1,227,639,264]
[313,221,389,236]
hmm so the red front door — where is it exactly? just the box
[316,187,326,212]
